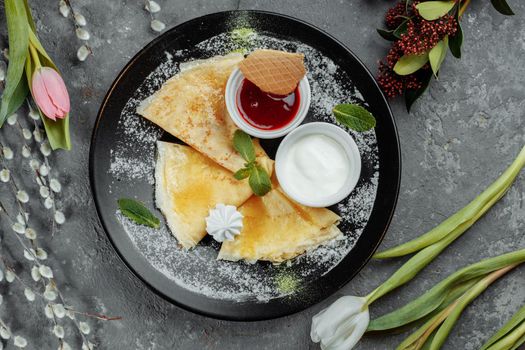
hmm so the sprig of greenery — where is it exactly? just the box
[117,198,160,228]
[377,0,515,112]
[232,130,271,196]
[333,104,376,132]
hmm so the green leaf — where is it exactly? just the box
[394,53,429,76]
[233,167,251,180]
[481,304,525,350]
[22,0,36,32]
[416,1,456,20]
[333,104,376,132]
[374,146,525,259]
[510,334,525,350]
[405,69,433,113]
[39,109,71,150]
[429,36,448,76]
[4,76,29,117]
[429,268,515,350]
[233,130,256,163]
[118,198,160,229]
[377,19,410,41]
[377,28,397,41]
[491,0,515,15]
[0,0,29,126]
[248,165,271,196]
[421,332,437,350]
[449,23,463,59]
[396,309,444,350]
[28,27,58,71]
[368,249,525,331]
[423,276,483,320]
[394,19,409,39]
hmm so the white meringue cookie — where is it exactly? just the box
[205,204,243,242]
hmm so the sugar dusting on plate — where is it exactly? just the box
[109,28,379,301]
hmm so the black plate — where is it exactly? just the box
[89,10,400,321]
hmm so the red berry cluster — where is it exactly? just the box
[385,1,407,29]
[379,38,423,98]
[377,62,422,98]
[377,1,458,98]
[398,14,458,55]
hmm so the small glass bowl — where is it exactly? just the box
[275,122,362,207]
[225,68,311,139]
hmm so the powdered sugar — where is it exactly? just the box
[109,29,379,301]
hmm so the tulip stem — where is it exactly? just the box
[28,42,41,68]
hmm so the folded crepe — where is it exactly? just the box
[137,53,272,174]
[155,141,341,259]
[155,141,253,249]
[218,185,342,263]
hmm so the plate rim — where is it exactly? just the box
[89,9,401,321]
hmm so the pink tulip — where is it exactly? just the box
[31,67,70,121]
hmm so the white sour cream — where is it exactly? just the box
[279,134,350,202]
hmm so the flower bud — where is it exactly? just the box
[31,67,70,121]
[311,296,370,350]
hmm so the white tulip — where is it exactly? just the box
[311,296,369,350]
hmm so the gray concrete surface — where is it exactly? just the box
[0,0,524,349]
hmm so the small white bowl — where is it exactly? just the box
[225,68,311,139]
[275,122,361,208]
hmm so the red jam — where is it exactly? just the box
[236,79,300,130]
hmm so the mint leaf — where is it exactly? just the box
[248,165,271,196]
[233,130,256,163]
[333,104,376,132]
[232,130,271,196]
[234,167,251,180]
[118,198,160,229]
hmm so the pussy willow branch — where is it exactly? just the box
[65,308,122,322]
[59,0,93,60]
[18,108,60,236]
[0,124,120,348]
[1,255,88,348]
[0,199,119,348]
[2,262,80,350]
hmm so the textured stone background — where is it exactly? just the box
[0,0,524,349]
